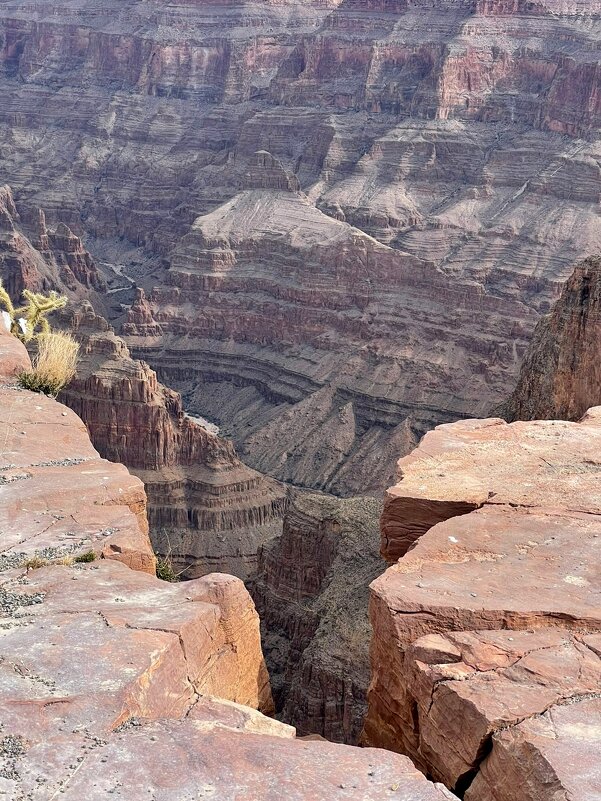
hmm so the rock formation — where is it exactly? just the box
[0,326,458,801]
[0,192,287,580]
[501,255,601,422]
[363,409,601,799]
[251,492,384,744]
[0,186,106,299]
[0,0,600,490]
[58,303,287,580]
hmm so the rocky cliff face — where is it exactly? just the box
[501,256,601,422]
[58,303,288,581]
[251,492,384,744]
[0,0,600,490]
[363,409,601,800]
[0,326,458,801]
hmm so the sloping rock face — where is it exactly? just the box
[363,409,601,799]
[0,0,600,491]
[0,325,458,801]
[251,492,384,744]
[58,303,287,581]
[0,197,286,580]
[501,256,601,422]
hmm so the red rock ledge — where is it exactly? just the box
[364,411,601,800]
[0,327,458,801]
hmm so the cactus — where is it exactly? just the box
[0,278,67,342]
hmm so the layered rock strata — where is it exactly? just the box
[363,409,601,800]
[0,325,458,801]
[251,492,384,744]
[0,0,600,490]
[0,186,105,299]
[501,255,601,422]
[58,303,287,581]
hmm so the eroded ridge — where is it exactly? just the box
[365,410,601,800]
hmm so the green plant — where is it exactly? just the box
[18,331,79,397]
[74,550,96,563]
[156,554,180,582]
[0,278,67,342]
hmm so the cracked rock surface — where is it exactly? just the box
[0,327,460,800]
[364,409,601,801]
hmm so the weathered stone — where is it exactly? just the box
[55,718,456,801]
[381,412,601,561]
[404,629,601,793]
[364,409,601,801]
[0,330,155,574]
[465,697,601,801]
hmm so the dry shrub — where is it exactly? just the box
[18,331,79,397]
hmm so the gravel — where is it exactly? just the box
[0,587,45,616]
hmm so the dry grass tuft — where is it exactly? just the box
[24,554,74,571]
[18,331,79,397]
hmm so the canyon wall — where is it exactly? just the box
[59,302,288,580]
[251,492,384,744]
[363,409,601,800]
[0,185,105,300]
[0,0,599,490]
[0,189,288,580]
[501,255,601,421]
[0,326,459,801]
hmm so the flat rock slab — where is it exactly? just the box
[0,357,155,573]
[0,559,273,714]
[0,560,277,799]
[375,505,601,642]
[0,563,458,801]
[55,718,456,801]
[382,410,601,561]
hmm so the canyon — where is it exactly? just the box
[0,0,599,491]
[0,325,460,801]
[0,184,288,582]
[0,0,599,797]
[59,301,287,581]
[251,491,384,743]
[2,317,600,800]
